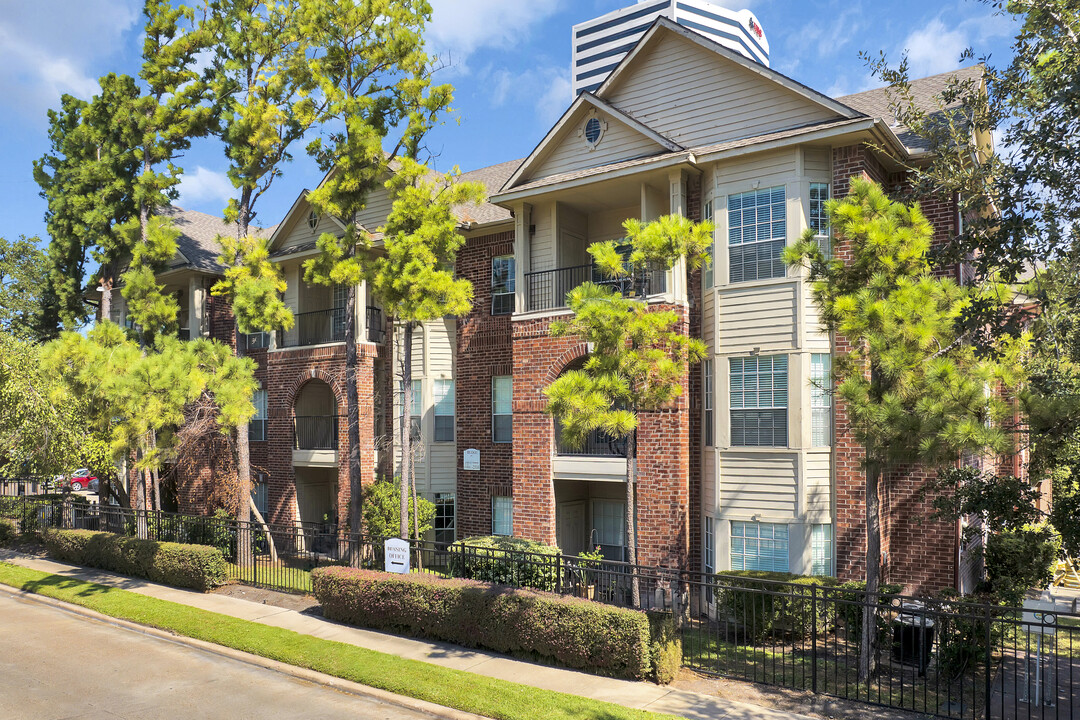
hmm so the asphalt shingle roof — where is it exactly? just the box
[451,158,522,225]
[836,65,985,152]
[159,206,245,274]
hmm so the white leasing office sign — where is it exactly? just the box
[384,537,410,574]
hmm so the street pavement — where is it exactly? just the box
[0,591,445,720]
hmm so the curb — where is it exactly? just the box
[0,584,490,720]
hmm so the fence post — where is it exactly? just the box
[557,554,563,595]
[811,583,819,695]
[984,601,992,720]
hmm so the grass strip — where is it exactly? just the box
[0,562,681,720]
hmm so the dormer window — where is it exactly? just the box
[579,114,606,150]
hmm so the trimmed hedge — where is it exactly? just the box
[447,535,562,592]
[42,529,228,591]
[716,571,841,641]
[0,518,16,547]
[313,566,653,680]
[647,612,682,684]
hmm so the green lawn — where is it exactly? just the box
[0,562,681,720]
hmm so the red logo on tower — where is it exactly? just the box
[748,18,763,39]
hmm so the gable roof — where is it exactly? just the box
[452,158,521,226]
[836,65,986,153]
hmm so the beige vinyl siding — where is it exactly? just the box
[530,202,555,273]
[356,186,394,233]
[529,112,666,181]
[428,319,454,376]
[605,34,841,149]
[804,450,832,518]
[718,452,799,517]
[702,449,717,515]
[589,205,638,243]
[701,287,715,346]
[803,147,831,175]
[715,150,795,187]
[716,283,797,353]
[279,206,338,251]
[804,282,830,351]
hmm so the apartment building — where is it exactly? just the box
[127,16,987,593]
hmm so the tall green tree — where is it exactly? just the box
[0,237,56,341]
[785,178,1019,680]
[298,0,453,535]
[204,0,309,538]
[373,158,483,539]
[33,74,141,328]
[545,214,711,607]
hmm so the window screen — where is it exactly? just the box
[730,355,788,446]
[731,522,789,572]
[811,353,832,447]
[728,186,786,283]
[433,379,454,442]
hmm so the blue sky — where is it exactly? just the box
[0,0,1019,244]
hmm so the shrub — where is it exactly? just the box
[363,478,435,539]
[835,579,904,645]
[447,535,562,592]
[929,588,996,680]
[312,566,652,680]
[0,518,16,546]
[984,522,1061,606]
[647,612,682,684]
[715,571,841,642]
[42,529,228,591]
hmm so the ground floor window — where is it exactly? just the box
[492,496,512,536]
[252,471,269,519]
[592,499,625,561]
[730,521,789,572]
[434,493,455,545]
[812,523,834,577]
[704,516,715,603]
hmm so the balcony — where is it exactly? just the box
[552,423,628,483]
[294,415,339,450]
[555,424,626,457]
[366,306,385,344]
[523,263,667,313]
[277,307,346,348]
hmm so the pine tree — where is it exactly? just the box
[545,215,711,607]
[204,0,309,549]
[785,177,1018,680]
[298,0,453,535]
[373,158,483,539]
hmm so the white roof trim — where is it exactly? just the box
[595,17,861,121]
[267,188,349,252]
[501,92,677,192]
[494,152,695,204]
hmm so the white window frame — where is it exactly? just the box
[728,186,787,283]
[592,499,625,561]
[434,492,455,545]
[492,376,512,443]
[810,353,832,447]
[249,387,268,442]
[703,360,714,447]
[730,355,788,447]
[812,523,834,577]
[433,379,454,443]
[492,496,513,536]
[702,199,714,289]
[491,255,515,315]
[809,182,831,259]
[730,521,789,572]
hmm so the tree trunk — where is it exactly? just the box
[400,323,413,540]
[345,282,363,539]
[626,430,640,609]
[859,461,883,682]
[248,494,278,563]
[235,192,254,569]
[99,271,113,324]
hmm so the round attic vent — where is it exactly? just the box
[580,115,607,149]
[307,209,318,230]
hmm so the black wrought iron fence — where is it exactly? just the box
[276,307,346,348]
[2,488,1077,719]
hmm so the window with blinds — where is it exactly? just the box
[592,499,625,561]
[731,521,789,572]
[492,376,512,443]
[433,379,455,442]
[812,523,834,576]
[728,186,786,283]
[703,200,714,289]
[730,355,788,446]
[810,353,832,447]
[249,387,268,442]
[809,183,831,258]
[492,496,513,536]
[703,360,714,447]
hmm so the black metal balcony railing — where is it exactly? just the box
[366,306,385,344]
[276,307,346,348]
[554,423,627,457]
[524,262,667,313]
[294,415,339,450]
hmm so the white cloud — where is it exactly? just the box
[178,166,235,207]
[0,1,140,123]
[902,17,970,77]
[487,66,573,126]
[427,0,564,74]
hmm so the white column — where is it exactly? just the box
[513,202,532,314]
[668,169,689,302]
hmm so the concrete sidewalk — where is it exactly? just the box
[0,550,813,720]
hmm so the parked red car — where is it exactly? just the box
[68,468,98,492]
